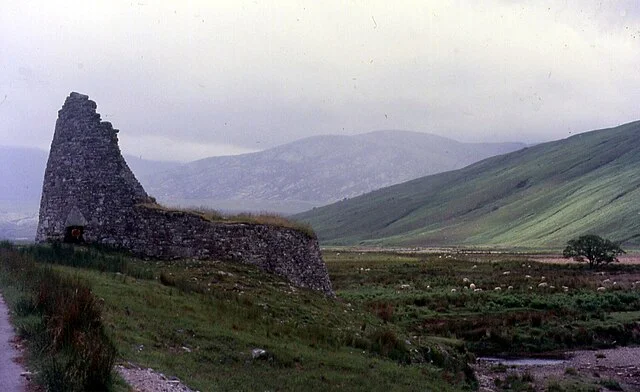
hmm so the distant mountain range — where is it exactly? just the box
[295,121,640,249]
[0,130,524,240]
[144,131,525,212]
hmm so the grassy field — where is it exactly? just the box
[325,250,640,357]
[295,120,640,248]
[0,244,473,391]
[2,245,640,391]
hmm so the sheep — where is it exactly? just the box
[525,275,532,279]
[462,277,470,283]
[451,288,457,293]
[507,286,514,290]
[562,286,569,292]
[494,287,502,291]
[502,271,511,275]
[597,286,606,292]
[602,279,611,284]
[541,276,546,281]
[469,283,477,290]
[474,288,483,292]
[399,284,411,289]
[472,265,478,269]
[538,282,548,288]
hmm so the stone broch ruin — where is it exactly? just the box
[36,92,333,295]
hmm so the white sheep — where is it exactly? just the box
[538,282,548,288]
[494,287,502,291]
[525,275,532,279]
[469,283,477,290]
[597,286,606,292]
[462,277,470,283]
[502,271,511,275]
[541,276,546,281]
[474,288,483,292]
[451,288,457,293]
[507,286,514,290]
[603,279,611,284]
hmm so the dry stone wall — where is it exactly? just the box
[36,92,333,296]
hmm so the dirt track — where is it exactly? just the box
[0,293,27,391]
[531,254,640,265]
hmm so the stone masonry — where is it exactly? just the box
[36,92,333,296]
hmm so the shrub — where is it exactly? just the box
[0,248,116,391]
[367,328,408,362]
[599,379,623,391]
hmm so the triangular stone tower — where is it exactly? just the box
[35,92,333,296]
[36,92,153,243]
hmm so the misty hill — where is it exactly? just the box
[145,131,525,213]
[295,121,640,249]
[0,146,48,204]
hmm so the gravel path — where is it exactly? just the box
[475,346,640,391]
[0,293,28,392]
[117,364,198,392]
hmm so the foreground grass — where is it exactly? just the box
[5,244,638,390]
[8,244,472,391]
[0,243,119,391]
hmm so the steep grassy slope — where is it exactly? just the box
[295,121,640,248]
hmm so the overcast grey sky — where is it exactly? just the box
[1,0,640,161]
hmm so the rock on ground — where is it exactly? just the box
[116,364,197,392]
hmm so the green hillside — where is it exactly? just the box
[295,121,640,248]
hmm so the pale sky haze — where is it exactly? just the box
[1,0,639,161]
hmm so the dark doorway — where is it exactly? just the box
[64,226,84,243]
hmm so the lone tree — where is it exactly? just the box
[562,234,625,268]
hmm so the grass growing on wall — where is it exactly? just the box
[139,203,317,238]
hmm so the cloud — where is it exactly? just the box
[117,134,257,162]
[1,0,640,157]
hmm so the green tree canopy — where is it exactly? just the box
[562,234,625,268]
